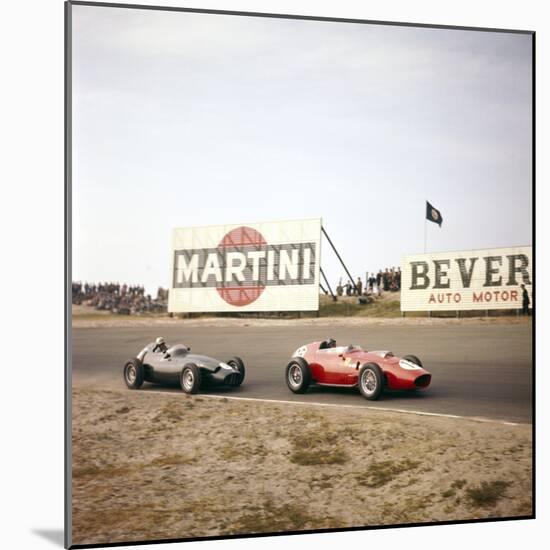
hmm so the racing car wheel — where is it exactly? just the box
[402,355,423,368]
[358,362,384,400]
[285,357,311,394]
[180,363,202,394]
[123,358,144,390]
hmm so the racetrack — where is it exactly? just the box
[71,321,533,424]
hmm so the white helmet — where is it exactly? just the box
[155,336,165,346]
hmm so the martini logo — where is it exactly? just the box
[173,226,317,307]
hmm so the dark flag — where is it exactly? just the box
[426,201,443,227]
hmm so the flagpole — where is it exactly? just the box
[424,201,427,253]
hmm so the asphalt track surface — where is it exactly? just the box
[72,322,533,424]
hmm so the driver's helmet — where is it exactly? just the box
[320,338,336,349]
[154,336,168,352]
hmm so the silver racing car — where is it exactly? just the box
[123,337,245,394]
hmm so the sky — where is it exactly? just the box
[71,4,532,295]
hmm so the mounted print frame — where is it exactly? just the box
[65,1,535,548]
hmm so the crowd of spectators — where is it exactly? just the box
[335,267,401,298]
[72,281,168,315]
[375,267,401,292]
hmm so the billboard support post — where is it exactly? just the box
[320,267,337,301]
[321,226,358,294]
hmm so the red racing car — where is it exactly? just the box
[285,338,431,400]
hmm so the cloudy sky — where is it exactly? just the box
[71,4,532,294]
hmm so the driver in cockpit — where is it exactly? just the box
[152,336,169,354]
[319,338,337,350]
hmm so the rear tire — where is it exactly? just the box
[123,358,144,389]
[180,363,202,394]
[358,362,384,400]
[226,356,245,387]
[285,357,311,394]
[403,354,423,368]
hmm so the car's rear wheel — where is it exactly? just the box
[403,354,423,368]
[358,362,384,400]
[123,358,144,389]
[226,356,245,387]
[180,363,202,394]
[285,357,310,394]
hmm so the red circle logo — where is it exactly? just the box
[216,226,266,307]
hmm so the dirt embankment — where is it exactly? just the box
[72,296,531,328]
[71,306,530,329]
[71,388,532,546]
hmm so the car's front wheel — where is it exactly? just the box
[402,354,423,368]
[285,357,310,394]
[180,363,202,394]
[358,362,384,400]
[226,356,245,387]
[123,358,144,389]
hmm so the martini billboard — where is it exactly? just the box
[168,218,322,312]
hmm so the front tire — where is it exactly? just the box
[180,363,202,394]
[226,356,245,387]
[123,358,144,389]
[403,354,423,368]
[358,362,384,400]
[285,357,311,394]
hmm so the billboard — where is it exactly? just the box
[168,218,322,312]
[401,246,532,312]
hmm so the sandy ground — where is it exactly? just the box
[71,387,532,546]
